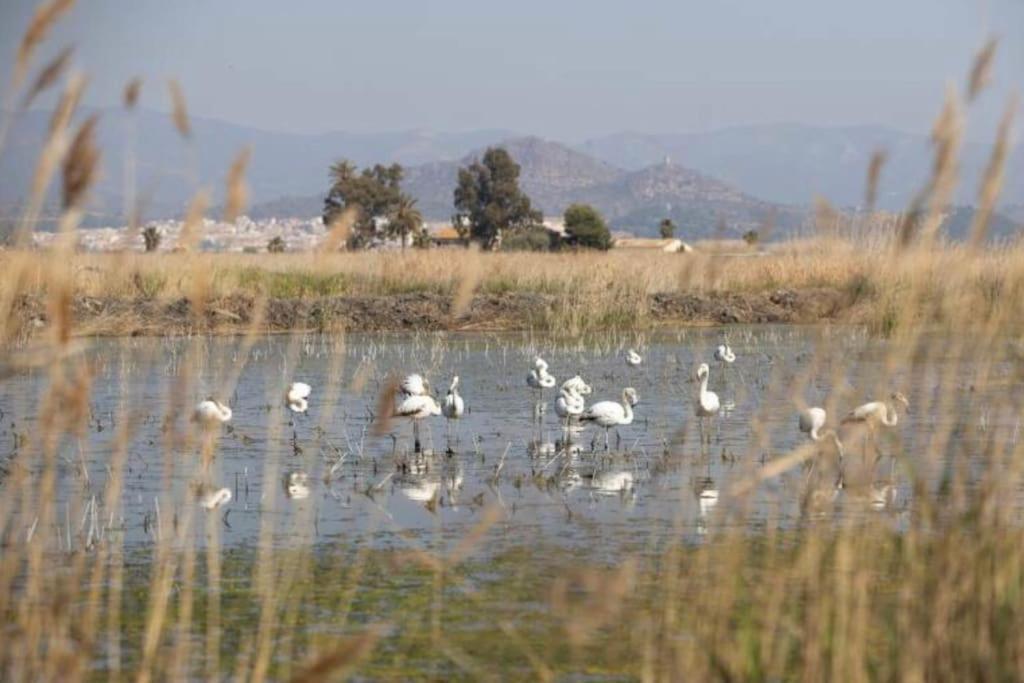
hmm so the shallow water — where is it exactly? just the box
[2,326,1020,560]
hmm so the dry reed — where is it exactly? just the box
[2,7,1024,681]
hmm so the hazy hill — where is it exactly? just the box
[2,109,1019,240]
[400,136,623,221]
[0,108,512,220]
[578,124,1024,209]
[248,137,796,238]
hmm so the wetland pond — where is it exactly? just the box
[4,325,1018,558]
[4,325,1023,678]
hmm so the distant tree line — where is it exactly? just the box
[323,146,681,252]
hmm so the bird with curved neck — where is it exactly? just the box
[400,373,430,397]
[560,375,592,396]
[694,363,720,445]
[194,398,232,426]
[442,376,465,450]
[555,384,586,433]
[582,387,638,451]
[842,391,909,464]
[285,382,311,413]
[798,406,846,485]
[843,392,910,427]
[197,484,232,510]
[527,357,557,397]
[713,344,736,364]
[799,407,828,440]
[395,392,441,454]
[626,349,642,367]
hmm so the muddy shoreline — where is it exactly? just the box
[11,287,858,337]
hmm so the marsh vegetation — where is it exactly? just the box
[1,2,1023,680]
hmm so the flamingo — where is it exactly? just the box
[197,485,232,510]
[626,349,643,367]
[395,393,441,453]
[713,343,743,389]
[556,376,592,433]
[798,407,828,440]
[526,357,556,399]
[694,363,720,445]
[842,391,909,462]
[560,375,592,396]
[555,385,585,432]
[400,373,430,397]
[442,376,465,448]
[713,344,736,364]
[798,406,846,485]
[283,471,310,500]
[843,392,910,427]
[285,382,311,413]
[581,387,638,450]
[194,398,232,426]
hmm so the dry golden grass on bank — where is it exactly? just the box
[2,238,1024,337]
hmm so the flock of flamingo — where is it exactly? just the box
[188,342,911,510]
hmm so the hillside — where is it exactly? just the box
[248,138,796,238]
[578,124,1024,209]
[3,110,1019,240]
[0,108,512,221]
[401,137,625,222]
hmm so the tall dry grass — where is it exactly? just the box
[0,5,1023,681]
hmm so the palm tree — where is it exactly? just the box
[391,195,423,251]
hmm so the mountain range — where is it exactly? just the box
[1,108,1021,239]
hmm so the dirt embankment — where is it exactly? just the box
[9,287,856,337]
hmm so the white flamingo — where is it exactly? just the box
[283,471,310,500]
[400,373,430,397]
[555,375,592,430]
[560,375,592,396]
[442,376,465,448]
[843,392,910,427]
[581,387,638,450]
[197,485,232,510]
[527,357,557,399]
[713,343,742,389]
[555,385,585,432]
[694,363,720,445]
[798,406,846,484]
[713,344,736,364]
[395,393,441,453]
[194,398,232,426]
[842,391,909,462]
[798,407,828,440]
[285,382,311,413]
[626,349,643,367]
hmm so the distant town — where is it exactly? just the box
[30,216,696,253]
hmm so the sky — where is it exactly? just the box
[0,0,1021,141]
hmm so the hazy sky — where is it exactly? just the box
[1,0,1021,140]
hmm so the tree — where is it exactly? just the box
[142,226,161,252]
[389,195,423,251]
[453,147,542,250]
[564,203,611,250]
[322,160,408,248]
[659,218,676,239]
[742,229,760,246]
[267,236,285,253]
